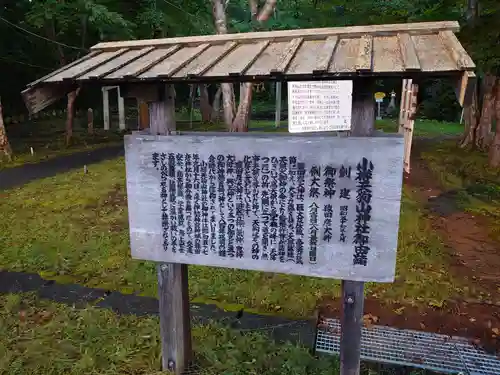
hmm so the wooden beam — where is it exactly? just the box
[91,21,460,50]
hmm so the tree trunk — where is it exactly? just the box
[199,84,212,122]
[211,85,223,122]
[466,0,479,26]
[488,79,500,167]
[0,97,13,161]
[460,88,479,148]
[233,83,253,132]
[475,75,496,150]
[65,89,80,146]
[211,0,276,131]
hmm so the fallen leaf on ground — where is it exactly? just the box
[470,317,477,323]
[492,328,500,336]
[420,323,426,330]
[393,306,405,315]
[363,314,379,330]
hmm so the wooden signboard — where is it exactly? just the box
[288,81,353,133]
[125,133,404,282]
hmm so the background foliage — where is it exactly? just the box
[0,0,499,120]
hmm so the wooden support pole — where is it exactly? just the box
[340,78,374,375]
[275,81,282,128]
[102,87,110,130]
[118,86,126,130]
[148,84,192,374]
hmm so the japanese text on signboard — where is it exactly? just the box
[125,135,404,282]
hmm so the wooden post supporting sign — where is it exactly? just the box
[144,84,193,374]
[340,79,374,375]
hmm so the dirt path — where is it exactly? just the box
[319,141,500,355]
[406,144,500,297]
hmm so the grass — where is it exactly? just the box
[1,118,124,169]
[375,119,463,136]
[0,293,341,375]
[421,140,500,242]
[0,152,468,317]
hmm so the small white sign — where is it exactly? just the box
[375,98,383,103]
[288,81,353,133]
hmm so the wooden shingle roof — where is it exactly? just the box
[22,21,476,114]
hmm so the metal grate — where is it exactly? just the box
[315,317,500,375]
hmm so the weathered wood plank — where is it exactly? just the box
[313,36,339,73]
[372,36,404,73]
[79,47,155,80]
[397,33,421,71]
[139,44,211,79]
[245,41,288,76]
[455,70,476,107]
[45,49,129,82]
[174,42,237,77]
[105,46,181,79]
[356,35,373,72]
[28,51,100,87]
[203,41,269,77]
[412,34,457,71]
[272,38,304,74]
[229,40,270,76]
[330,38,361,73]
[91,21,460,50]
[439,30,476,70]
[22,84,74,115]
[403,83,418,173]
[124,132,404,282]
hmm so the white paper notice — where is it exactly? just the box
[288,81,353,133]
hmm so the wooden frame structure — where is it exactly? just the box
[101,85,126,130]
[21,21,476,375]
[399,79,419,173]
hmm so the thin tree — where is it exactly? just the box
[212,0,277,132]
[0,97,13,161]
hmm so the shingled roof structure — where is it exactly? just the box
[22,21,475,114]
